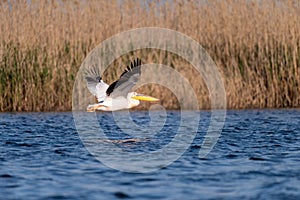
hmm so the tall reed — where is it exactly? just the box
[0,0,299,111]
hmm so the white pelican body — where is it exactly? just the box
[87,92,140,111]
[85,59,159,112]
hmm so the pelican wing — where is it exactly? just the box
[106,58,142,98]
[85,67,109,103]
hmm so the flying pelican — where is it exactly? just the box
[85,58,159,112]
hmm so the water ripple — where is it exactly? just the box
[0,110,300,199]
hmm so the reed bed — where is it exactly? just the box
[0,0,299,111]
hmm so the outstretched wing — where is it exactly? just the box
[85,67,109,103]
[106,58,142,98]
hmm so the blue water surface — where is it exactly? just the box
[0,109,300,199]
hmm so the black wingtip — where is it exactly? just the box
[85,75,101,84]
[85,76,102,83]
[106,58,142,96]
[84,65,102,83]
[130,58,142,68]
[121,58,142,76]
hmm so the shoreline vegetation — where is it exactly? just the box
[0,0,299,111]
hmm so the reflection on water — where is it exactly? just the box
[0,110,300,199]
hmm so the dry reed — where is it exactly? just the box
[0,0,299,111]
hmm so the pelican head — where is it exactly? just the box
[128,92,159,108]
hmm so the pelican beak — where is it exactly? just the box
[131,94,159,102]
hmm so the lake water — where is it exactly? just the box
[1,109,300,199]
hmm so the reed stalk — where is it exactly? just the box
[0,0,299,111]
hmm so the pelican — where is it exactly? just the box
[85,58,159,112]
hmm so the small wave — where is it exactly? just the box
[249,156,266,161]
[114,192,131,199]
[0,174,13,178]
